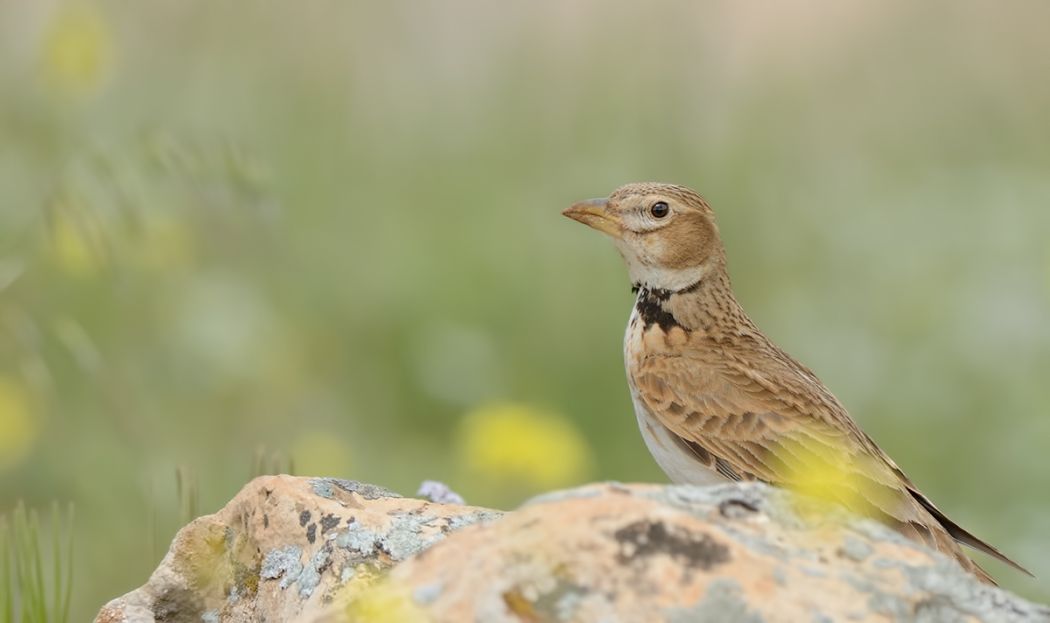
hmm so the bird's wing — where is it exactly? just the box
[632,350,911,521]
[631,349,1028,578]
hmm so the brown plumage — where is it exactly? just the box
[563,182,1029,584]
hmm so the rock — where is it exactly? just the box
[96,477,1049,623]
[95,475,501,623]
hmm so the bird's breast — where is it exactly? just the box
[624,303,692,370]
[623,305,727,486]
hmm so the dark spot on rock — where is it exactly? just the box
[299,510,312,527]
[233,557,262,598]
[346,516,356,525]
[263,514,269,528]
[531,578,589,620]
[614,520,729,570]
[306,523,317,544]
[719,498,759,519]
[152,586,204,623]
[320,513,340,535]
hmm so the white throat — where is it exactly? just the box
[622,257,707,292]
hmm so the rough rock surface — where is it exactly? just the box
[96,476,1048,623]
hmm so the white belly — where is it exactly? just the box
[629,388,728,486]
[624,304,728,486]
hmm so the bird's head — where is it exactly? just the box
[563,182,726,291]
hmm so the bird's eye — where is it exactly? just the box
[650,201,670,218]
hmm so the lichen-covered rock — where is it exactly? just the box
[95,475,500,623]
[96,478,1048,623]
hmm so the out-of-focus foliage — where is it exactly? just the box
[0,1,1047,616]
[0,381,36,472]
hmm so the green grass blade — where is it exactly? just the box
[1,517,11,623]
[28,508,47,622]
[61,503,75,623]
[51,501,60,623]
[12,503,30,622]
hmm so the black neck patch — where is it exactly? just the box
[635,287,679,332]
[631,277,702,297]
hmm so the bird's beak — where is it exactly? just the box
[562,198,622,238]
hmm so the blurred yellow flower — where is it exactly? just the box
[0,378,38,471]
[50,209,104,277]
[341,571,429,623]
[290,432,352,478]
[768,433,895,524]
[457,402,593,490]
[41,2,114,98]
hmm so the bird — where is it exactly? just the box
[562,181,1029,584]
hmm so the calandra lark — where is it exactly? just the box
[563,182,1028,583]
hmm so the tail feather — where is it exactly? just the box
[909,487,1033,578]
[967,559,998,586]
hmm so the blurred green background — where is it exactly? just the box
[1,0,1048,616]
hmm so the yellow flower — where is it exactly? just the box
[341,571,430,623]
[766,432,895,524]
[41,2,114,98]
[457,403,593,490]
[0,378,37,471]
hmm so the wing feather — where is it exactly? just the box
[631,348,1029,580]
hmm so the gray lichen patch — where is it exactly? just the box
[655,482,775,519]
[382,513,438,561]
[839,535,873,562]
[665,578,765,623]
[296,547,331,598]
[261,546,304,589]
[334,522,382,558]
[900,562,1050,623]
[333,509,496,565]
[445,509,502,531]
[310,478,401,501]
[868,591,911,620]
[412,582,443,606]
